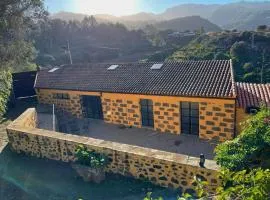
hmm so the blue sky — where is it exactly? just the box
[44,0,265,16]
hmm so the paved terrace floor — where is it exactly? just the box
[38,112,217,160]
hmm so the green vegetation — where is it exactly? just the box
[0,0,45,117]
[33,17,152,65]
[217,168,270,200]
[213,108,270,199]
[215,107,270,171]
[169,30,270,83]
[75,145,108,169]
[0,0,45,72]
[0,71,12,119]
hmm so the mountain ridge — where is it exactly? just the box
[50,2,270,30]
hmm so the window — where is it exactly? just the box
[140,99,154,127]
[180,102,199,135]
[53,93,70,100]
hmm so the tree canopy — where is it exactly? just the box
[0,0,46,71]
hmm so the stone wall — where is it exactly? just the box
[101,95,141,127]
[7,108,220,194]
[37,89,83,118]
[153,102,180,134]
[36,89,236,141]
[199,101,236,141]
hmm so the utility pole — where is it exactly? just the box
[67,39,73,64]
[52,104,55,131]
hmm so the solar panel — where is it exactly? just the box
[107,65,119,70]
[151,63,163,70]
[48,67,59,72]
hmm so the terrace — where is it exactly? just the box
[37,106,216,159]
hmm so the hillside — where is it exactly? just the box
[160,4,219,20]
[209,2,270,28]
[155,16,221,32]
[168,30,270,83]
[223,10,270,30]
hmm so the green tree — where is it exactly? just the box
[0,0,45,71]
[217,168,270,200]
[215,107,270,171]
[0,0,45,117]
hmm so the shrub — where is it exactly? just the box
[217,168,270,200]
[74,145,108,169]
[215,107,270,171]
[0,70,12,119]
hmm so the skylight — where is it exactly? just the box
[48,67,59,72]
[151,63,163,70]
[107,65,119,70]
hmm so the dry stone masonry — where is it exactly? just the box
[102,97,141,127]
[36,89,236,142]
[154,102,180,134]
[7,108,220,194]
[199,102,235,141]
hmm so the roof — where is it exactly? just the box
[35,60,235,98]
[236,82,270,108]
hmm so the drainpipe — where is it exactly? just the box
[53,104,55,131]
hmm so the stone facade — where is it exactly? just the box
[37,89,83,118]
[199,101,236,141]
[101,94,141,127]
[153,102,180,134]
[36,89,236,141]
[7,108,220,194]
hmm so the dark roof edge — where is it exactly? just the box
[44,60,232,68]
[35,87,236,100]
[230,59,237,97]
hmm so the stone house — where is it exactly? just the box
[34,60,270,142]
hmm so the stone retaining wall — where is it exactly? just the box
[7,108,220,194]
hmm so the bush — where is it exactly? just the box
[0,70,12,119]
[75,145,108,169]
[217,168,270,200]
[215,107,270,171]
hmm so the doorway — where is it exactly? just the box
[81,96,103,119]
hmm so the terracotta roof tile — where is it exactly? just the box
[35,60,235,98]
[236,82,270,108]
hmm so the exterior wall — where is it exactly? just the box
[102,93,236,141]
[7,108,220,194]
[36,89,101,118]
[36,89,236,142]
[102,95,141,127]
[236,107,250,135]
[199,101,236,141]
